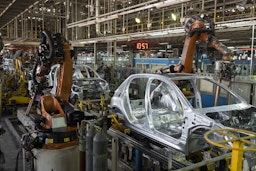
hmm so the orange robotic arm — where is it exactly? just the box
[179,15,231,73]
[55,42,73,103]
[29,31,83,130]
[32,31,72,103]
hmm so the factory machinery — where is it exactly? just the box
[1,49,31,115]
[7,15,256,171]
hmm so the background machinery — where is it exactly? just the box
[1,49,31,115]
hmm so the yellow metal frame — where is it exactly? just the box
[204,128,256,171]
[108,114,131,134]
[76,93,107,112]
[100,94,106,110]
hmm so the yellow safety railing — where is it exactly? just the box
[204,128,256,171]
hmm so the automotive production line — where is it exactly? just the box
[1,16,256,171]
[1,0,256,170]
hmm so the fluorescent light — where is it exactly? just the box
[219,39,230,42]
[80,40,97,44]
[228,46,235,49]
[148,31,168,36]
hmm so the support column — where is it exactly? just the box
[94,42,97,69]
[230,141,244,171]
[250,24,255,75]
[114,40,117,66]
[135,149,142,171]
[168,150,173,171]
[111,137,118,171]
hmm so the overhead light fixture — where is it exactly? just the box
[236,4,245,12]
[219,39,230,42]
[171,13,177,21]
[148,31,168,36]
[80,40,97,44]
[155,0,191,9]
[135,17,141,24]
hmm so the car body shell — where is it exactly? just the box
[47,64,110,101]
[71,65,110,101]
[110,73,256,155]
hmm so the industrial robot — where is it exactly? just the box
[17,31,84,171]
[159,14,235,79]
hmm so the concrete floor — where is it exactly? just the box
[0,116,24,171]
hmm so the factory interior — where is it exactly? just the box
[1,0,256,170]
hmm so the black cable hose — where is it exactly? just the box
[15,148,35,171]
[15,134,36,171]
[40,30,54,60]
[31,59,41,85]
[15,148,22,171]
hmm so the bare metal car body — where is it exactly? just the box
[71,65,110,101]
[46,64,110,101]
[110,73,256,155]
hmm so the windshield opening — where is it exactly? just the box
[172,77,243,108]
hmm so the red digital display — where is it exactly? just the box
[136,42,149,50]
